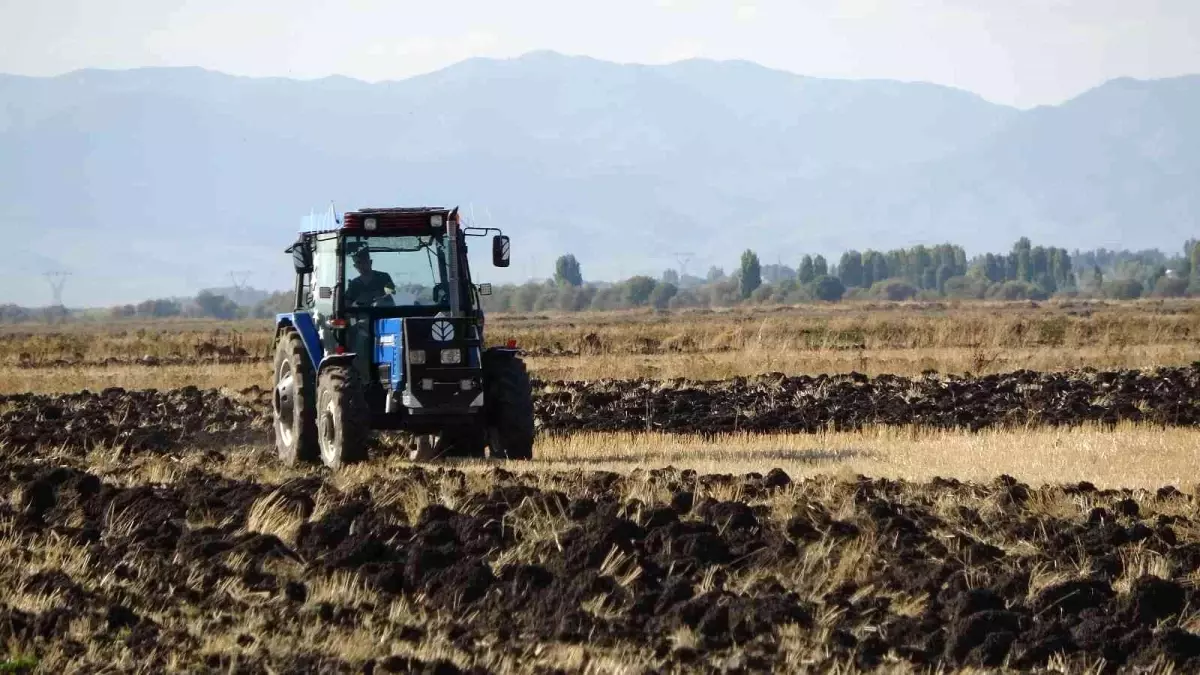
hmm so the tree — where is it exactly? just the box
[870,279,919,301]
[194,291,238,319]
[935,264,954,293]
[942,276,988,299]
[136,298,181,318]
[514,283,542,312]
[813,255,828,277]
[860,251,878,287]
[1104,279,1144,300]
[650,282,678,309]
[625,276,657,306]
[1014,237,1033,282]
[706,266,725,283]
[798,255,815,284]
[1177,257,1192,279]
[812,275,845,302]
[662,268,680,285]
[838,251,864,288]
[739,250,762,299]
[1153,275,1189,298]
[554,254,583,287]
[921,267,937,291]
[988,281,1044,301]
[871,253,889,284]
[252,291,294,318]
[1031,247,1049,284]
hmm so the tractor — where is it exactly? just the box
[271,206,535,468]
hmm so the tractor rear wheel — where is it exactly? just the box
[316,363,369,469]
[483,350,535,460]
[273,329,318,465]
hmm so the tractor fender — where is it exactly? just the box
[316,353,357,378]
[483,346,522,359]
[276,312,323,371]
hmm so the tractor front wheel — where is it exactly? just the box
[273,329,318,466]
[316,363,369,469]
[483,350,535,460]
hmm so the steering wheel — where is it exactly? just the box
[350,289,393,307]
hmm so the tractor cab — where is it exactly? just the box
[272,206,533,469]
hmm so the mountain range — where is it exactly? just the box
[1,51,1197,306]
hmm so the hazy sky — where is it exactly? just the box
[2,0,1197,107]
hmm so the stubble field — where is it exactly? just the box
[2,299,1200,673]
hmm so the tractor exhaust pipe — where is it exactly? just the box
[446,214,462,317]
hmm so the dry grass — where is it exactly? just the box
[3,299,1200,392]
[0,363,266,394]
[494,298,1199,357]
[530,424,1200,489]
[0,319,268,362]
[63,422,1200,492]
[1,341,1196,393]
[523,342,1200,381]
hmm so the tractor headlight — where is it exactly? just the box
[440,348,462,365]
[408,350,426,365]
[364,217,377,231]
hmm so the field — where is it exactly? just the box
[2,299,1200,673]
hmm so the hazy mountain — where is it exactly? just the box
[0,52,1195,305]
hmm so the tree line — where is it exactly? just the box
[2,239,1197,324]
[481,238,1200,312]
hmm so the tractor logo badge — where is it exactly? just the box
[431,321,455,342]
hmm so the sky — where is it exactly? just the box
[1,0,1198,108]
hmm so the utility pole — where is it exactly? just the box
[229,271,252,292]
[43,271,70,324]
[672,252,694,281]
[44,271,70,307]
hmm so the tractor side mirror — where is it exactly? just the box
[492,235,511,268]
[291,240,313,274]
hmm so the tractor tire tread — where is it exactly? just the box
[484,350,536,460]
[273,328,318,465]
[316,363,369,468]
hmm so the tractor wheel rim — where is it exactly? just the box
[275,363,295,447]
[320,400,338,466]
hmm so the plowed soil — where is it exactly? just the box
[1,452,1198,672]
[3,365,1199,671]
[0,387,268,453]
[3,365,1198,454]
[534,364,1200,434]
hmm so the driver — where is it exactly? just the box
[346,249,396,306]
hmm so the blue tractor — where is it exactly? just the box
[272,206,534,467]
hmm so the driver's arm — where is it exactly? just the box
[380,272,396,295]
[345,278,362,305]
